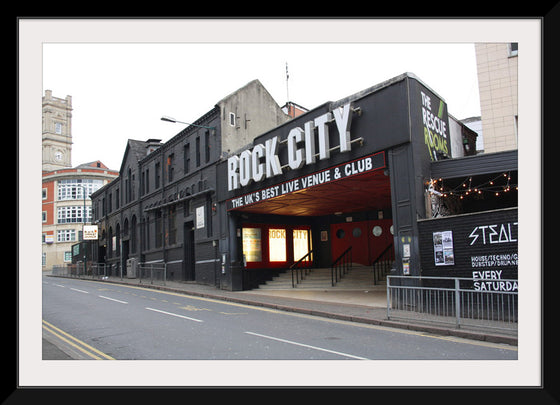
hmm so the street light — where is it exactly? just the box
[161,116,216,131]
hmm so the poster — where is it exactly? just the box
[242,228,262,262]
[196,206,205,229]
[433,230,454,266]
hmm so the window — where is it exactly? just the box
[143,215,150,250]
[155,163,161,188]
[229,112,236,127]
[57,206,92,223]
[130,174,136,201]
[184,143,190,174]
[131,216,137,253]
[205,131,211,163]
[58,179,103,201]
[155,210,162,248]
[508,43,518,57]
[55,122,62,134]
[126,168,132,203]
[57,229,76,242]
[168,206,176,245]
[42,211,47,223]
[195,137,201,167]
[42,188,47,200]
[145,170,149,194]
[167,153,175,182]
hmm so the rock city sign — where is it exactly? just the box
[227,103,361,192]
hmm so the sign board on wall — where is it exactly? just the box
[227,151,385,211]
[196,206,205,229]
[418,86,450,161]
[83,225,98,240]
[418,208,518,292]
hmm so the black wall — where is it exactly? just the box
[418,208,518,288]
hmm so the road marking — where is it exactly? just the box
[245,331,369,360]
[42,320,115,360]
[70,288,89,294]
[53,284,65,288]
[179,305,211,312]
[145,307,204,323]
[98,295,128,304]
[63,278,517,351]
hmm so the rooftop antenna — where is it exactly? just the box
[285,62,290,104]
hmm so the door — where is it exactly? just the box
[183,222,195,281]
[330,221,369,265]
[367,219,394,263]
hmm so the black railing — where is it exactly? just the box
[290,250,313,288]
[331,246,352,286]
[372,243,395,285]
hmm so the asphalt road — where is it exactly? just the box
[42,276,517,360]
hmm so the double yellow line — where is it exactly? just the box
[42,320,115,360]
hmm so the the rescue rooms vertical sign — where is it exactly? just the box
[420,89,450,161]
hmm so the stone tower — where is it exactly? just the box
[42,90,73,171]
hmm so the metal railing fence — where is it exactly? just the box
[51,261,168,286]
[387,275,518,333]
[137,262,167,286]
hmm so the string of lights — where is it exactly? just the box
[427,172,518,199]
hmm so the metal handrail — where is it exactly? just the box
[290,250,313,288]
[372,242,395,285]
[331,246,352,286]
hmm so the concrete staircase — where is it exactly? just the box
[257,263,390,290]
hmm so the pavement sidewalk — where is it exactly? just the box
[45,274,517,346]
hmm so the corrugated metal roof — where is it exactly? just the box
[430,150,518,179]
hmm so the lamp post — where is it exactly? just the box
[77,184,88,274]
[161,116,216,131]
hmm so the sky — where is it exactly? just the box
[43,42,481,170]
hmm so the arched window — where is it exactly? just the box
[115,223,121,257]
[131,215,137,253]
[108,227,113,258]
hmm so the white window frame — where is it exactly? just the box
[57,206,92,223]
[57,229,77,242]
[58,179,103,201]
[508,43,518,57]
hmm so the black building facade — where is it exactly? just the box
[91,73,518,291]
[90,80,292,287]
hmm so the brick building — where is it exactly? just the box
[475,43,518,153]
[42,90,118,270]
